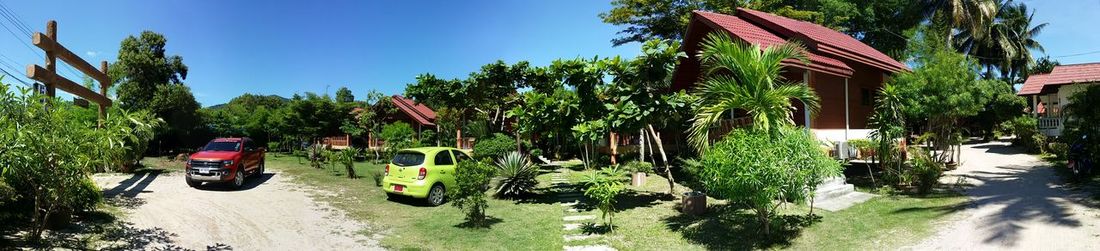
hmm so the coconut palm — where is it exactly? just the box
[686,32,821,150]
[922,0,998,42]
[950,0,1045,83]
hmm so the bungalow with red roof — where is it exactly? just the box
[671,8,908,146]
[1017,62,1100,137]
[325,95,442,149]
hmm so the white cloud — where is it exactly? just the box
[85,51,99,57]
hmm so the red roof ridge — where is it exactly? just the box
[733,7,909,73]
[1056,62,1100,67]
[390,95,437,126]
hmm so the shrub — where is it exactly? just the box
[583,166,626,232]
[493,151,539,198]
[1049,142,1069,159]
[337,148,360,179]
[473,133,515,161]
[697,127,840,235]
[381,122,417,159]
[623,161,653,174]
[449,159,495,227]
[909,148,944,195]
[68,178,103,213]
[1005,116,1045,153]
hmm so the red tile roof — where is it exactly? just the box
[1017,73,1048,95]
[695,11,854,77]
[736,8,908,73]
[1017,63,1100,96]
[390,95,437,126]
[694,8,909,76]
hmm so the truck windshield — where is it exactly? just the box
[203,141,241,152]
[392,151,425,166]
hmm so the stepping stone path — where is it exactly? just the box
[552,172,617,251]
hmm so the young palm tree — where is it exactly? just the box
[686,32,821,150]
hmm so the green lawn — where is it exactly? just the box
[266,155,562,250]
[561,168,969,250]
[267,154,967,250]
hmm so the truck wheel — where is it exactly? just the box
[186,177,201,188]
[232,169,245,189]
[255,159,265,177]
[427,184,446,206]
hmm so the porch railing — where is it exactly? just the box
[1038,117,1061,130]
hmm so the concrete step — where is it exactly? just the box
[814,184,855,201]
[561,201,579,207]
[563,234,601,242]
[564,245,617,251]
[563,215,597,221]
[563,223,582,231]
[819,176,846,187]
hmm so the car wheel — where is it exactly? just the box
[233,169,245,189]
[427,184,445,206]
[186,177,201,188]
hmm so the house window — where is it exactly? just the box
[861,88,872,106]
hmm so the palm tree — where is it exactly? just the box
[949,0,1045,83]
[922,0,999,42]
[686,32,821,150]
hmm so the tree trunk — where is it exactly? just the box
[639,129,647,163]
[647,124,674,194]
[609,132,618,165]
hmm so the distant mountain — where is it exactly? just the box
[205,94,289,109]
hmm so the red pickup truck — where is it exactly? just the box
[186,137,265,189]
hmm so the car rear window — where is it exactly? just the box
[392,151,426,166]
[203,141,240,152]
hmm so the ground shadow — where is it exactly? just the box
[940,142,1097,247]
[454,216,504,229]
[616,190,674,211]
[191,173,275,192]
[103,169,164,198]
[661,205,820,250]
[2,208,211,250]
[580,222,611,235]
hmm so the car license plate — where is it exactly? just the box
[394,185,404,193]
[199,169,211,174]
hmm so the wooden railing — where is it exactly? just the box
[1038,117,1062,130]
[322,135,350,149]
[710,116,753,141]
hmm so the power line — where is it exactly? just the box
[0,2,85,81]
[1052,50,1100,58]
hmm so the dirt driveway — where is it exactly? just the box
[93,168,381,250]
[912,141,1100,250]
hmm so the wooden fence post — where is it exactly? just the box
[44,20,56,97]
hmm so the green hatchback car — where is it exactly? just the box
[381,147,471,206]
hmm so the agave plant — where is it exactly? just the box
[494,151,539,198]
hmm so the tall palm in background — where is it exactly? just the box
[922,0,999,43]
[686,33,820,150]
[936,0,1046,83]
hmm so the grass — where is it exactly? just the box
[266,155,562,250]
[561,167,968,250]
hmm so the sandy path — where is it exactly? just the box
[912,141,1100,250]
[93,168,382,251]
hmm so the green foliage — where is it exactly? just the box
[583,166,627,232]
[696,127,840,235]
[1063,84,1100,163]
[381,122,417,159]
[335,87,355,103]
[307,144,326,169]
[112,31,200,152]
[687,32,819,150]
[68,178,103,213]
[287,93,352,141]
[908,148,944,195]
[493,151,539,198]
[202,93,290,147]
[0,83,143,240]
[337,148,360,179]
[449,159,495,227]
[1048,142,1069,159]
[847,139,875,151]
[473,133,517,162]
[1004,116,1045,153]
[623,161,654,174]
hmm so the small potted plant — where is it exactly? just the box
[625,161,653,187]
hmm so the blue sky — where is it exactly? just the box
[0,1,1097,106]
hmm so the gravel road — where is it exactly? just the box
[93,168,381,250]
[912,141,1100,250]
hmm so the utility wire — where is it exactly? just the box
[1052,50,1100,58]
[0,2,87,81]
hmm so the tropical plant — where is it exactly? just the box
[571,120,608,169]
[952,0,1046,82]
[687,32,820,150]
[696,127,839,235]
[337,148,360,179]
[1062,85,1100,163]
[623,161,654,174]
[449,159,495,227]
[583,166,627,232]
[909,147,945,195]
[473,133,516,162]
[380,122,417,160]
[1004,116,1044,153]
[493,151,539,198]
